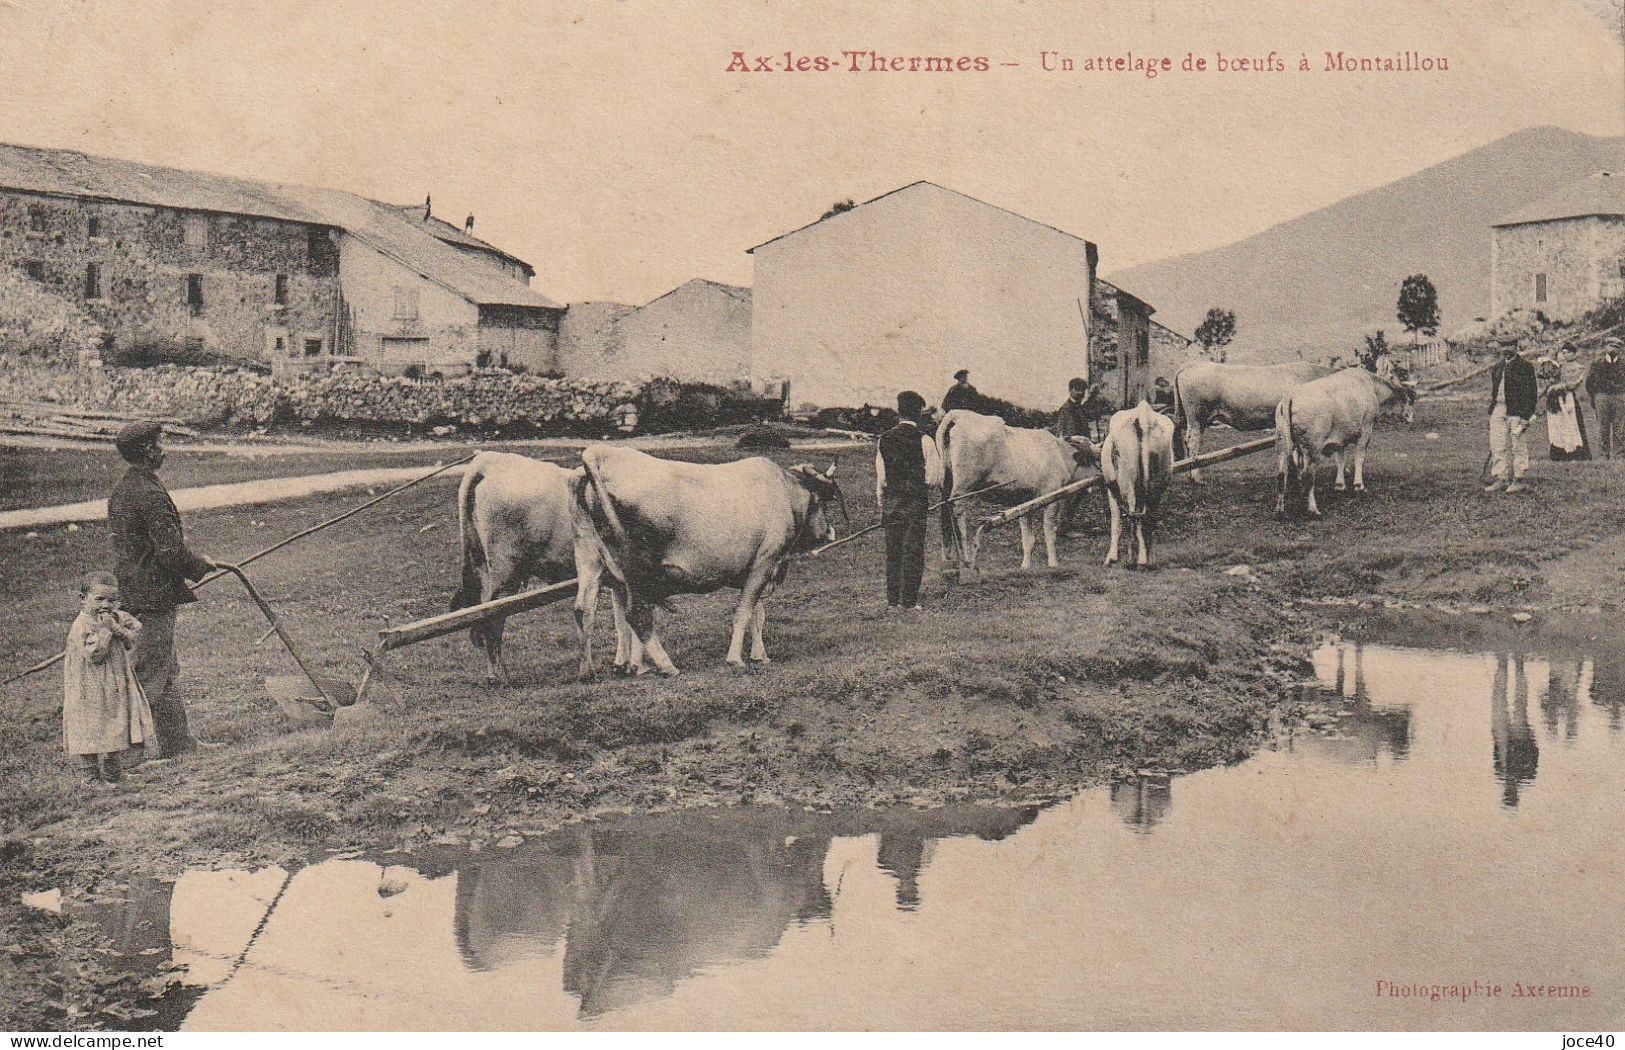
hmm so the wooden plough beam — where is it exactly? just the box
[374,578,580,654]
[970,435,1277,552]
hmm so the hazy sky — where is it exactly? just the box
[0,0,1618,304]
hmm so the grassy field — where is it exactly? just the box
[4,395,1625,1028]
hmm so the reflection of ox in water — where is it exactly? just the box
[1171,361,1332,482]
[572,445,844,676]
[452,805,1038,1017]
[935,409,1096,574]
[1274,369,1417,519]
[1313,643,1414,764]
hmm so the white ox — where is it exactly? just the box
[450,451,601,682]
[572,445,843,677]
[1100,401,1177,568]
[936,409,1095,573]
[1274,368,1417,518]
[1172,361,1333,481]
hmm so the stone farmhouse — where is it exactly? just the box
[746,181,1153,411]
[0,143,561,374]
[557,278,751,386]
[1491,171,1625,322]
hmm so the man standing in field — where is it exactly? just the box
[1485,335,1537,495]
[875,391,942,611]
[941,369,980,413]
[108,421,221,760]
[1054,377,1099,534]
[1585,336,1625,460]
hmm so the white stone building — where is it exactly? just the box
[1491,171,1625,322]
[747,182,1118,411]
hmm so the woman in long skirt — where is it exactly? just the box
[1544,345,1591,461]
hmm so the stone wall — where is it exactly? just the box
[0,358,637,430]
[0,189,338,364]
[1492,216,1625,322]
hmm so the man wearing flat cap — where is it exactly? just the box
[941,369,981,414]
[1585,336,1625,459]
[876,391,943,610]
[1485,334,1537,494]
[108,420,220,759]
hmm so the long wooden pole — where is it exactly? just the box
[2,453,477,687]
[375,578,580,653]
[975,435,1275,532]
[805,481,1011,558]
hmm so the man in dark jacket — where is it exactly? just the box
[1585,336,1625,459]
[1486,335,1538,494]
[875,391,942,610]
[1054,378,1103,534]
[940,369,980,413]
[108,421,219,758]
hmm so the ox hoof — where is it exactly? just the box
[1353,484,1367,494]
[749,655,772,666]
[658,666,681,678]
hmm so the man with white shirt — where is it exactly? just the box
[875,390,943,610]
[1486,333,1538,494]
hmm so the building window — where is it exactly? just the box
[1534,273,1547,303]
[186,273,204,314]
[307,228,326,260]
[1137,329,1150,366]
[274,273,289,305]
[84,262,102,300]
[27,206,47,232]
[22,260,44,282]
[393,285,419,321]
[87,216,101,238]
[183,215,208,249]
[1617,257,1625,280]
[303,337,324,358]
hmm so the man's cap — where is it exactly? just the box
[1605,336,1623,350]
[953,369,969,380]
[1496,332,1520,346]
[1068,376,1088,390]
[896,390,926,414]
[115,420,164,459]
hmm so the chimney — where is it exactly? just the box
[463,214,475,235]
[422,194,432,221]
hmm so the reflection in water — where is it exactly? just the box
[84,624,1625,1030]
[1109,775,1173,832]
[1591,648,1625,732]
[1491,654,1540,808]
[1314,644,1414,764]
[1539,657,1585,743]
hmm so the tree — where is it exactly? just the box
[1396,274,1440,348]
[820,199,856,221]
[1194,307,1237,361]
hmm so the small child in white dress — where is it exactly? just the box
[63,571,156,784]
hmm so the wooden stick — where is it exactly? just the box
[976,436,1275,531]
[375,578,580,653]
[805,481,1012,558]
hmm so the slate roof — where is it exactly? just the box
[0,142,558,309]
[1492,171,1625,227]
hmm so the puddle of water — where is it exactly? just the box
[85,626,1625,1030]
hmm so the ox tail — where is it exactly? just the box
[936,410,959,553]
[451,454,487,614]
[1171,371,1188,459]
[572,450,641,617]
[1135,402,1156,518]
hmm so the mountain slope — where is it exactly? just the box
[1108,127,1625,358]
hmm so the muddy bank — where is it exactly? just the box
[1,571,1315,1031]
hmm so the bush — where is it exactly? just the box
[976,393,1053,431]
[635,378,780,432]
